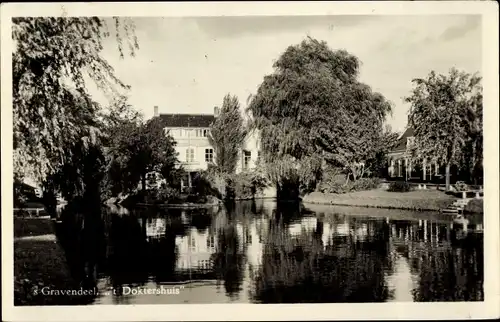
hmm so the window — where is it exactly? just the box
[203,129,209,137]
[206,235,215,251]
[205,148,214,163]
[243,150,251,170]
[186,148,195,162]
[189,236,196,252]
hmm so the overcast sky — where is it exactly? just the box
[88,15,481,133]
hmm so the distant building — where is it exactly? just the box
[387,127,442,182]
[154,106,261,189]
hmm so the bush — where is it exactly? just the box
[350,177,381,191]
[454,181,469,192]
[121,185,182,207]
[223,171,269,200]
[318,175,381,194]
[387,181,413,192]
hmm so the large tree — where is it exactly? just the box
[405,68,482,190]
[12,17,139,182]
[208,94,248,174]
[107,117,179,195]
[247,37,392,198]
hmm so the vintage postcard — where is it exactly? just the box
[1,1,499,321]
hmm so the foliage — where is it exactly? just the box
[13,17,139,182]
[199,163,269,201]
[203,165,228,199]
[191,171,224,200]
[365,126,400,178]
[464,198,483,214]
[226,172,269,200]
[387,181,413,193]
[208,94,248,174]
[247,37,393,196]
[454,181,469,192]
[405,68,482,189]
[40,93,108,205]
[319,177,381,194]
[106,116,179,195]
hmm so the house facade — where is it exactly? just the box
[154,106,261,189]
[387,127,443,182]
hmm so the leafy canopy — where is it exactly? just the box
[405,68,482,167]
[247,37,393,187]
[208,94,248,174]
[12,17,139,182]
[106,116,179,195]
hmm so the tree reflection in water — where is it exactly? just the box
[410,233,483,301]
[211,206,246,299]
[55,203,106,303]
[53,200,483,304]
[251,204,391,303]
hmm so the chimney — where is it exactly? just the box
[214,106,220,117]
[153,106,159,117]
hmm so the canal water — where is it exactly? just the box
[55,200,483,304]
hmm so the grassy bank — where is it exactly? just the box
[14,217,55,238]
[14,218,92,305]
[303,204,452,223]
[303,189,456,211]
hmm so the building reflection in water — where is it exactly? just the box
[56,201,483,304]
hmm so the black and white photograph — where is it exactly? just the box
[1,1,499,321]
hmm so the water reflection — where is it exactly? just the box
[55,200,483,304]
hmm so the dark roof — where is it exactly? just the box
[392,127,415,152]
[158,114,215,128]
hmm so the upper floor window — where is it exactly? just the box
[186,148,195,162]
[243,150,251,170]
[203,129,209,137]
[205,148,214,163]
[206,235,215,251]
[188,236,196,252]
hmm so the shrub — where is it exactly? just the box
[454,181,469,192]
[350,177,381,191]
[318,174,381,194]
[223,171,269,200]
[388,181,412,192]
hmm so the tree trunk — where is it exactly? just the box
[141,174,147,192]
[445,163,451,191]
[471,140,477,184]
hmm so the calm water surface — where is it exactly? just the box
[56,200,483,304]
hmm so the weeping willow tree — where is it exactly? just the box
[247,37,392,200]
[12,17,139,186]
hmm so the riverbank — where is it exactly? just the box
[303,189,456,212]
[14,217,91,305]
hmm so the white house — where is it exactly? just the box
[153,106,261,189]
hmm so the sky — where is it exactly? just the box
[88,14,482,133]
